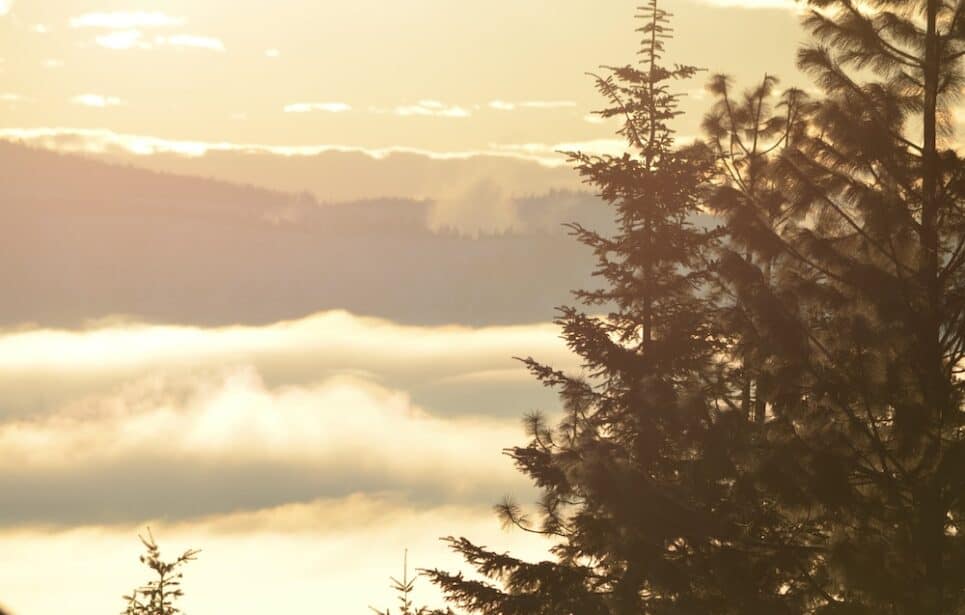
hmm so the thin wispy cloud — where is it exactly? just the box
[0,127,571,166]
[0,93,23,102]
[493,138,629,158]
[71,94,124,108]
[389,100,472,118]
[265,48,281,58]
[283,102,351,113]
[43,59,64,68]
[157,34,225,52]
[489,100,516,111]
[95,30,146,50]
[70,11,185,29]
[0,0,11,17]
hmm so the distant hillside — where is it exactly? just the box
[0,141,605,328]
[104,148,584,203]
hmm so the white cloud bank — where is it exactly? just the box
[382,100,472,118]
[157,34,225,52]
[0,498,552,615]
[0,0,12,17]
[0,126,585,166]
[0,368,528,519]
[0,310,573,404]
[0,127,656,169]
[95,30,148,50]
[71,93,123,107]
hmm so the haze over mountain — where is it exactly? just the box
[0,141,607,328]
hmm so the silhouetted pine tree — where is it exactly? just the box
[424,3,793,612]
[702,73,813,426]
[123,531,199,615]
[371,550,452,615]
[706,0,965,612]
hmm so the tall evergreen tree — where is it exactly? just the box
[123,531,199,615]
[706,0,965,612]
[425,0,965,613]
[425,3,791,612]
[702,73,812,426]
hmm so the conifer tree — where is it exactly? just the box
[123,531,199,615]
[371,550,451,615]
[424,3,791,612]
[706,0,965,612]
[702,73,812,425]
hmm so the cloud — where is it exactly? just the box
[0,0,11,17]
[70,11,185,29]
[0,126,573,166]
[43,59,65,68]
[265,48,280,58]
[71,94,124,108]
[428,177,519,235]
[0,309,576,425]
[489,100,516,111]
[95,30,147,50]
[0,93,22,102]
[0,307,563,607]
[492,136,699,158]
[0,499,552,615]
[389,101,472,118]
[492,138,629,158]
[283,102,351,113]
[0,310,570,384]
[0,368,532,526]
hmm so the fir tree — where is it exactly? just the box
[122,530,199,615]
[371,550,451,615]
[424,3,784,612]
[702,73,813,426]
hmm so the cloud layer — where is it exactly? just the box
[0,498,552,615]
[0,310,579,527]
[0,310,571,614]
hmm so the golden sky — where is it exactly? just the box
[0,0,806,158]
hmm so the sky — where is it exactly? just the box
[0,0,806,164]
[0,1,815,614]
